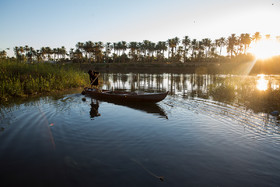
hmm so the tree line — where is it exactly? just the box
[1,32,279,63]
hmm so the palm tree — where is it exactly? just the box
[176,46,184,62]
[60,46,67,60]
[40,47,47,61]
[24,45,29,57]
[182,36,191,63]
[105,42,112,62]
[147,42,156,60]
[45,47,52,61]
[191,39,198,60]
[84,41,94,61]
[26,47,35,62]
[216,37,226,56]
[13,46,25,61]
[114,41,127,63]
[19,46,25,61]
[173,37,180,55]
[76,42,85,58]
[198,41,205,59]
[202,38,212,58]
[167,39,172,58]
[156,41,167,61]
[116,42,122,56]
[129,42,138,62]
[111,43,117,63]
[142,40,150,57]
[52,48,58,61]
[215,39,221,55]
[167,37,180,60]
[120,41,127,55]
[227,34,238,58]
[35,49,42,62]
[237,35,243,55]
[73,49,83,62]
[69,48,74,60]
[94,42,104,63]
[113,42,118,56]
[239,33,251,54]
[252,32,261,42]
[137,42,145,62]
[14,46,20,60]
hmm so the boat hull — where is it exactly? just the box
[82,88,168,103]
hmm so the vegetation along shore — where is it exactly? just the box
[0,59,88,102]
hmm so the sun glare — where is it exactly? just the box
[256,74,268,91]
[249,39,280,60]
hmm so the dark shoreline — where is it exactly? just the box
[77,57,280,75]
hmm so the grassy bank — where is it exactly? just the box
[0,59,88,102]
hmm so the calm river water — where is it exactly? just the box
[1,73,280,186]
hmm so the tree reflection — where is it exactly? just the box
[100,73,280,114]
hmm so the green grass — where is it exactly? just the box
[0,59,89,102]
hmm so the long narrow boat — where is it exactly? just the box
[82,87,168,103]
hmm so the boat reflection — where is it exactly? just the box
[88,96,168,119]
[89,99,101,120]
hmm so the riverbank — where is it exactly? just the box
[0,59,88,102]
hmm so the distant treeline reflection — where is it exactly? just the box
[1,72,280,115]
[101,73,280,113]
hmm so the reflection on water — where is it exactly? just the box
[88,95,168,119]
[100,73,280,113]
[1,73,280,186]
[165,96,280,136]
[257,74,269,91]
[89,99,100,119]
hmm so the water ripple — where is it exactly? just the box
[163,95,280,144]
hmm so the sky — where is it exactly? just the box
[0,0,280,56]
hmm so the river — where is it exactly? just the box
[1,73,280,186]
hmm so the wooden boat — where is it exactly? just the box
[82,87,168,103]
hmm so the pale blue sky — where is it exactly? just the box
[0,0,279,56]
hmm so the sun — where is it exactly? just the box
[248,39,280,60]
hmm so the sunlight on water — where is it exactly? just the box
[256,74,268,91]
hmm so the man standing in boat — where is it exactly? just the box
[88,69,100,88]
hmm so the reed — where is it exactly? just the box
[0,59,88,101]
